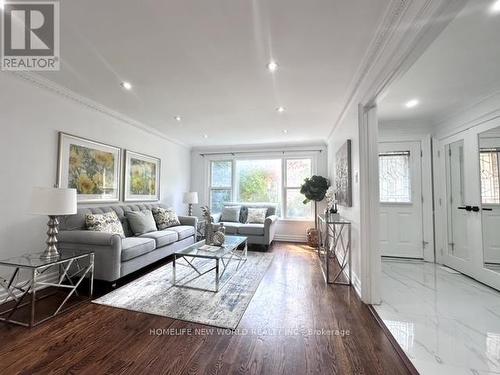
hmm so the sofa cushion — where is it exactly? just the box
[221,222,241,234]
[139,230,178,247]
[126,210,157,236]
[238,224,265,236]
[152,207,180,230]
[221,206,241,223]
[121,237,156,262]
[168,225,195,240]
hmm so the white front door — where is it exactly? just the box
[379,141,424,259]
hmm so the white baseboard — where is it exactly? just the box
[274,234,307,243]
[0,271,59,303]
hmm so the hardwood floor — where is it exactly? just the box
[0,242,410,375]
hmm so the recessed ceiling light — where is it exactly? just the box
[203,134,208,139]
[490,0,500,13]
[276,106,285,113]
[267,60,278,72]
[120,81,132,90]
[174,116,181,122]
[283,129,288,134]
[405,99,419,108]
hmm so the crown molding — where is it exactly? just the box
[9,71,189,149]
[327,0,468,142]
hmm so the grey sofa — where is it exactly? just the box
[211,202,278,248]
[58,203,197,282]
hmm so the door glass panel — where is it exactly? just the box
[479,127,500,274]
[446,140,469,260]
[379,151,411,203]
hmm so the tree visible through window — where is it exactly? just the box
[379,151,411,203]
[209,157,314,218]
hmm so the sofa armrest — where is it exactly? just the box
[178,215,198,228]
[58,230,122,282]
[58,230,122,246]
[264,215,279,245]
[211,213,221,223]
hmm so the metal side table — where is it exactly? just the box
[317,214,352,285]
[0,250,94,327]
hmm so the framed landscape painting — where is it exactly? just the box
[57,132,121,203]
[123,150,161,202]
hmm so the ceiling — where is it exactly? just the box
[378,0,500,128]
[36,0,390,147]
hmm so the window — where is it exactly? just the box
[480,149,500,204]
[208,156,314,219]
[209,160,232,213]
[235,159,282,205]
[285,159,312,218]
[379,151,411,203]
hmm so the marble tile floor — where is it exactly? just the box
[374,259,500,375]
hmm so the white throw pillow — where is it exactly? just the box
[246,208,267,224]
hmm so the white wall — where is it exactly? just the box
[327,108,362,294]
[190,142,328,242]
[0,72,191,262]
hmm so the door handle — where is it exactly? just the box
[482,207,493,211]
[471,206,480,212]
[458,206,472,211]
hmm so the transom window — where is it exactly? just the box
[379,151,411,203]
[208,156,314,219]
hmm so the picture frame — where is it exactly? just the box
[57,132,121,203]
[123,150,161,202]
[335,139,352,207]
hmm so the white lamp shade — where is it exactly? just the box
[183,192,199,204]
[30,187,77,215]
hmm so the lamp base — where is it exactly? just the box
[40,216,61,260]
[188,204,193,216]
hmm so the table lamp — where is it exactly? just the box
[183,192,198,216]
[30,187,77,259]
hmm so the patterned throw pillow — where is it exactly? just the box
[246,208,268,224]
[221,206,241,223]
[85,211,125,238]
[152,207,180,230]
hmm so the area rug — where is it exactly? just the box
[93,251,274,329]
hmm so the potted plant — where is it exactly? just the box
[300,175,329,247]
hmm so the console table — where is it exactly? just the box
[0,250,94,327]
[317,214,352,285]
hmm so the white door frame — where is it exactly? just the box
[345,0,468,304]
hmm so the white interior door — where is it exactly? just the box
[379,141,424,259]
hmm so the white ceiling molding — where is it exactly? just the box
[434,90,500,140]
[327,0,469,141]
[9,71,189,148]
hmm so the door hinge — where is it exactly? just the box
[421,150,423,157]
[448,149,452,156]
[423,241,429,248]
[421,195,424,203]
[439,197,442,206]
[437,150,441,158]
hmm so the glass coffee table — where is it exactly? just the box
[172,235,247,292]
